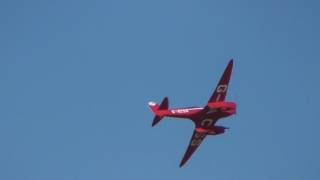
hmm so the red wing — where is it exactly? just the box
[179,129,207,167]
[208,59,233,103]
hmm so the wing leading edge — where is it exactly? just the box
[180,129,207,167]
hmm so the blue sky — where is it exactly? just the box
[1,0,320,179]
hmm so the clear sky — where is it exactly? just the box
[1,0,320,179]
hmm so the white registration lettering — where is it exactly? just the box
[201,119,214,127]
[171,109,189,114]
[217,84,228,93]
[191,139,202,146]
[191,133,205,146]
[215,84,228,101]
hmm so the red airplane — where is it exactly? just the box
[148,59,236,167]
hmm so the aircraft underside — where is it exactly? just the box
[148,59,236,167]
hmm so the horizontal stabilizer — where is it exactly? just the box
[148,97,169,127]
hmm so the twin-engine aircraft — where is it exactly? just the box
[148,59,236,167]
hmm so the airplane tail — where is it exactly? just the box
[148,97,169,127]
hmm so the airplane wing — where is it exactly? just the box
[208,59,233,103]
[180,129,207,167]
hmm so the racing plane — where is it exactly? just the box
[148,59,236,167]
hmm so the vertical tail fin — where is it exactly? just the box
[148,97,169,127]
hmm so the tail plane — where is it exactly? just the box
[148,97,169,126]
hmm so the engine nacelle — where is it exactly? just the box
[207,126,228,135]
[207,101,236,109]
[206,101,237,115]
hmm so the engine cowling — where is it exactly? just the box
[207,101,236,109]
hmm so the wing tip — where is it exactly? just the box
[228,59,234,68]
[179,160,186,168]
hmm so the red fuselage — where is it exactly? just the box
[157,101,236,135]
